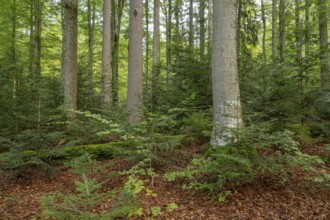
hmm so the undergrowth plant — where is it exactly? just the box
[165,125,326,202]
[39,154,142,219]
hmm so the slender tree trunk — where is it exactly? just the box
[207,0,212,53]
[199,0,205,59]
[189,0,194,54]
[87,0,96,98]
[12,0,18,131]
[127,0,143,123]
[174,0,182,65]
[237,0,242,59]
[305,0,310,64]
[211,0,243,147]
[279,0,286,62]
[166,0,172,88]
[261,0,266,64]
[63,0,78,120]
[151,0,160,109]
[272,0,278,65]
[318,0,330,102]
[112,0,126,107]
[29,0,34,76]
[145,0,150,87]
[61,0,67,95]
[101,0,112,112]
[295,0,304,122]
[295,0,302,69]
[34,0,42,132]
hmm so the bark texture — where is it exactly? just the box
[101,0,112,111]
[127,0,143,123]
[211,0,243,147]
[63,0,78,120]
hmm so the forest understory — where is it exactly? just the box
[1,142,329,220]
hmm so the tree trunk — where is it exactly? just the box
[261,0,266,64]
[272,0,278,64]
[127,0,143,123]
[189,0,194,54]
[199,0,205,59]
[61,0,66,95]
[318,0,330,102]
[101,0,112,112]
[12,0,18,131]
[174,0,181,63]
[87,0,96,98]
[279,0,286,62]
[112,0,126,107]
[305,0,310,63]
[29,0,34,76]
[207,0,212,53]
[211,0,243,147]
[63,0,78,120]
[166,0,172,89]
[34,0,42,132]
[151,0,160,110]
[237,0,242,59]
[145,0,150,87]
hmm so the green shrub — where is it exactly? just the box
[165,127,325,201]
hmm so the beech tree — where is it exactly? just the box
[101,0,112,112]
[62,0,78,120]
[127,0,143,123]
[211,0,243,147]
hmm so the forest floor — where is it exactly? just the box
[0,143,329,219]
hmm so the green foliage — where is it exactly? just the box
[151,206,161,217]
[39,173,129,220]
[165,126,326,201]
[64,152,114,180]
[166,202,179,212]
[39,155,141,219]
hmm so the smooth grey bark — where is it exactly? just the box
[151,0,160,109]
[199,0,205,59]
[101,0,112,111]
[261,0,266,64]
[166,0,172,88]
[272,0,278,64]
[279,0,286,62]
[318,0,330,102]
[189,0,194,54]
[63,0,78,120]
[87,0,96,96]
[211,0,243,147]
[127,0,143,123]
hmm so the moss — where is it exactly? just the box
[58,142,130,160]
